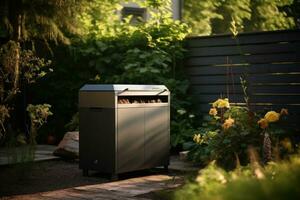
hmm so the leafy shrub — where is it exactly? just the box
[78,20,194,147]
[34,1,195,147]
[175,154,300,200]
[27,104,53,144]
[186,98,292,168]
[65,112,79,131]
[0,41,52,144]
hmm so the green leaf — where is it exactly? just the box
[223,139,231,144]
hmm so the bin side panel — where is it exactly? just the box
[79,108,115,173]
[117,108,144,173]
[144,106,170,168]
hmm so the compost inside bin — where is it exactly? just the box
[118,95,168,104]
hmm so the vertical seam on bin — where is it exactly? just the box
[144,107,146,168]
[115,93,118,173]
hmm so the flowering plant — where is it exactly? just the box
[186,98,290,168]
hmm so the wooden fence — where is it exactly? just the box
[184,29,300,124]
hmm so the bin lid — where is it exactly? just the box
[80,84,168,92]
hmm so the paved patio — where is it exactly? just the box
[1,174,182,200]
[0,145,198,200]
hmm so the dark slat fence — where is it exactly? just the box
[185,30,300,125]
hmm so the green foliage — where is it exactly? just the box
[244,0,295,31]
[65,112,79,131]
[171,108,196,147]
[5,144,36,165]
[1,0,95,43]
[1,0,86,145]
[79,0,122,37]
[78,18,193,147]
[175,155,300,200]
[183,0,223,35]
[34,0,194,147]
[27,104,53,144]
[0,41,52,142]
[0,105,10,138]
[184,0,296,35]
[0,41,20,98]
[212,0,252,34]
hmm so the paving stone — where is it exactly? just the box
[76,191,144,200]
[41,189,83,200]
[73,187,133,198]
[0,194,54,200]
[66,189,106,200]
[168,155,199,171]
[75,175,181,197]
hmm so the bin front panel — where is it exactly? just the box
[144,106,169,168]
[79,108,115,173]
[117,107,144,173]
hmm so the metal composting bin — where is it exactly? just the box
[79,84,170,177]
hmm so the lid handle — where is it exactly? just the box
[117,88,129,95]
[156,89,167,95]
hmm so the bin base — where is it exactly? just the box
[164,164,169,171]
[82,169,89,177]
[111,173,118,181]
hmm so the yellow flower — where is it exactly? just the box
[280,108,288,116]
[219,98,230,108]
[258,118,269,129]
[212,98,230,108]
[226,117,235,124]
[193,134,202,144]
[264,111,280,122]
[212,99,222,108]
[222,117,235,130]
[209,108,218,116]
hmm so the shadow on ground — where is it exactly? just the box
[0,159,183,198]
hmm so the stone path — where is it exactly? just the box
[1,175,182,200]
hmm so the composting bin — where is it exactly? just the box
[79,84,170,177]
